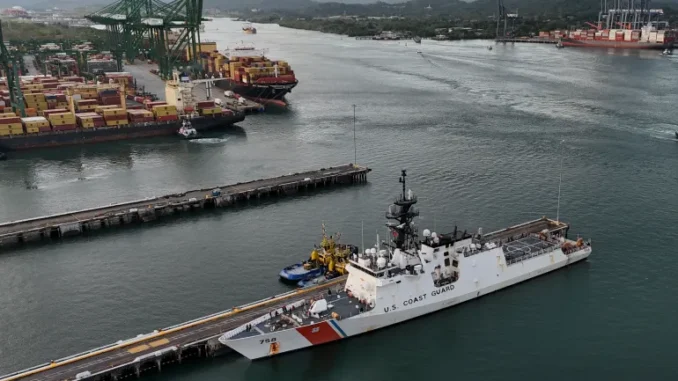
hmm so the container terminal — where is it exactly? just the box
[0,164,371,251]
[495,0,675,50]
[0,276,348,381]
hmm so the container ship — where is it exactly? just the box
[242,22,257,34]
[0,71,244,152]
[193,44,297,107]
[218,170,592,359]
[545,2,674,49]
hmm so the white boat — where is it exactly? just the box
[177,119,198,139]
[218,170,592,359]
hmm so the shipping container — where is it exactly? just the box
[52,124,77,131]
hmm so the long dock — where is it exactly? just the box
[0,276,348,381]
[0,164,370,250]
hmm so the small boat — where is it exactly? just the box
[556,40,564,49]
[0,152,6,161]
[487,46,493,51]
[178,119,198,139]
[297,271,341,288]
[242,22,257,34]
[279,225,358,284]
[413,36,422,44]
[662,49,673,56]
[675,131,678,139]
[280,262,325,283]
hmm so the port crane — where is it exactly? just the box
[0,21,26,117]
[86,0,207,80]
[495,0,518,39]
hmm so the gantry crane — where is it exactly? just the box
[86,0,206,80]
[0,22,25,117]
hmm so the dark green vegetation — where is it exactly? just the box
[231,0,678,38]
[2,22,106,47]
[272,18,497,39]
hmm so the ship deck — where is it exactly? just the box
[227,288,368,341]
[503,235,557,256]
[0,277,348,381]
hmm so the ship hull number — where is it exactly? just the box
[383,284,455,313]
[260,338,277,345]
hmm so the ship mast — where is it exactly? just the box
[385,170,419,254]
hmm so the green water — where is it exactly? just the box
[0,19,677,381]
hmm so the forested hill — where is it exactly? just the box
[220,0,678,20]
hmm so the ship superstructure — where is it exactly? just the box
[218,171,592,360]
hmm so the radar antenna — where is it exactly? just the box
[385,170,420,252]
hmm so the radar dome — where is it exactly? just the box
[431,232,437,239]
[370,248,377,255]
[364,249,370,255]
[423,229,431,237]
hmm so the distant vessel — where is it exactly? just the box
[413,36,422,44]
[556,3,674,49]
[218,170,592,360]
[242,22,257,34]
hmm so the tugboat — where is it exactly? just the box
[279,225,358,284]
[177,119,198,139]
[242,22,257,34]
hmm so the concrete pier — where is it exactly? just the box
[0,276,348,381]
[0,164,371,250]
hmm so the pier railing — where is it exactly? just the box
[0,275,348,381]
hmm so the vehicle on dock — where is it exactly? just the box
[279,226,358,284]
[214,45,297,107]
[219,170,592,360]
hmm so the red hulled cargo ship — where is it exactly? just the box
[212,46,298,107]
[549,2,674,49]
[560,27,674,49]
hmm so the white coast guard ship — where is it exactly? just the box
[219,170,592,359]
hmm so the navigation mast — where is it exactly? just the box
[385,170,420,253]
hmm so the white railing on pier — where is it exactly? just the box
[220,299,308,340]
[0,276,347,381]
